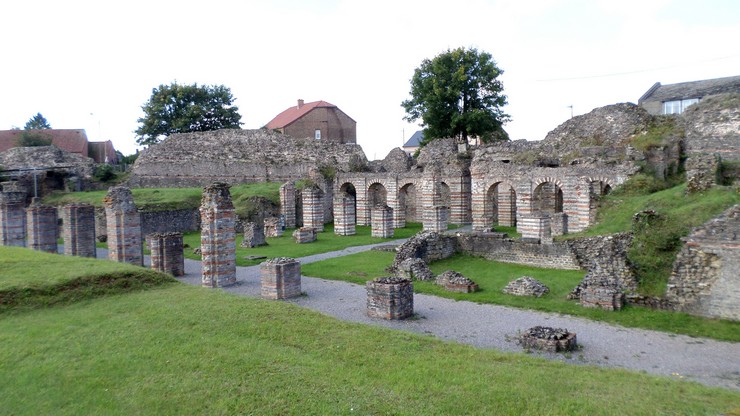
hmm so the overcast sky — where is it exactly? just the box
[1,0,738,160]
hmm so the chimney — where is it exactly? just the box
[297,99,304,109]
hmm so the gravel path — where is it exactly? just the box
[136,240,739,391]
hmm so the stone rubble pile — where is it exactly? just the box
[503,276,550,297]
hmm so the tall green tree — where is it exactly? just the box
[402,47,510,145]
[24,113,51,130]
[135,82,243,146]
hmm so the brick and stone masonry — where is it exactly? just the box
[279,182,296,229]
[200,182,237,288]
[371,205,394,238]
[149,232,185,276]
[241,222,267,247]
[519,214,552,244]
[26,198,58,253]
[104,186,143,266]
[366,277,414,320]
[260,257,302,300]
[302,184,324,232]
[549,212,568,237]
[0,190,26,247]
[333,191,356,236]
[264,217,283,238]
[580,284,625,311]
[62,203,96,257]
[292,227,317,243]
[423,205,448,232]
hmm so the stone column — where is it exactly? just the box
[279,182,296,229]
[149,232,185,277]
[371,205,394,238]
[498,187,517,227]
[0,191,26,247]
[550,212,568,236]
[423,205,448,232]
[260,257,301,299]
[389,198,405,229]
[104,186,143,266]
[470,178,488,231]
[334,191,356,236]
[447,174,471,225]
[519,214,552,244]
[62,203,97,257]
[200,182,236,288]
[26,198,58,253]
[301,184,324,232]
[366,277,414,320]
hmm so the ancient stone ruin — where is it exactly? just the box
[26,198,58,253]
[263,217,283,238]
[0,186,26,247]
[301,184,324,232]
[200,182,236,288]
[148,232,185,277]
[333,191,356,236]
[279,182,297,229]
[292,227,317,244]
[435,270,479,293]
[104,186,143,266]
[518,326,578,353]
[395,258,435,281]
[241,222,267,248]
[503,276,550,297]
[62,203,96,257]
[260,257,302,300]
[366,277,414,320]
[371,204,394,238]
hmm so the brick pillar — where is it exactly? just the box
[200,182,236,288]
[264,217,283,238]
[423,205,448,232]
[471,178,488,231]
[498,187,516,227]
[366,277,413,320]
[104,187,143,266]
[149,232,185,277]
[519,215,552,244]
[62,203,97,257]
[279,182,296,229]
[371,205,394,238]
[0,191,26,247]
[260,257,301,299]
[550,212,568,236]
[389,198,405,229]
[26,198,58,253]
[302,185,324,232]
[447,174,471,225]
[334,191,356,236]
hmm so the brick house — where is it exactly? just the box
[265,99,356,144]
[638,75,740,115]
[0,129,118,164]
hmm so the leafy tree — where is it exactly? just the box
[24,113,51,130]
[135,82,243,146]
[17,131,52,147]
[402,47,510,145]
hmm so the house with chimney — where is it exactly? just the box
[638,75,740,115]
[265,99,356,144]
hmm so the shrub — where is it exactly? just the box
[93,164,116,182]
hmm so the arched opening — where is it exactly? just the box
[438,182,451,207]
[588,180,611,225]
[485,182,517,228]
[532,181,563,215]
[339,182,357,218]
[399,183,419,222]
[368,182,387,208]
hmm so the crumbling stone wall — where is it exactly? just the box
[666,205,739,321]
[62,203,96,257]
[26,199,58,253]
[389,231,457,273]
[0,190,26,247]
[148,232,185,277]
[104,186,143,266]
[456,232,581,270]
[200,182,236,287]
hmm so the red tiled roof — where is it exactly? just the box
[0,129,89,156]
[88,140,119,164]
[265,100,337,129]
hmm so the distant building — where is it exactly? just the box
[638,75,740,115]
[265,99,356,144]
[402,131,424,155]
[0,129,118,164]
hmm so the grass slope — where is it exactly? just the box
[1,284,738,415]
[302,252,740,342]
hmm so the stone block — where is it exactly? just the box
[241,222,267,247]
[149,232,185,277]
[62,203,96,257]
[366,277,414,320]
[260,257,302,299]
[518,326,578,353]
[292,227,317,244]
[371,204,394,238]
[264,217,283,238]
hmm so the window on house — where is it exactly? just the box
[663,98,700,115]
[315,129,321,140]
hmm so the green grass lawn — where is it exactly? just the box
[302,252,740,342]
[1,260,738,414]
[183,223,425,266]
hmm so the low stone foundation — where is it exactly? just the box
[293,227,317,243]
[519,214,552,244]
[580,284,624,311]
[518,326,578,353]
[503,276,550,297]
[436,270,478,293]
[264,217,283,238]
[260,257,302,300]
[241,222,267,247]
[366,277,414,320]
[149,232,185,276]
[396,258,434,281]
[371,205,394,238]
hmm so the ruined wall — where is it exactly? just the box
[666,205,740,321]
[140,208,200,236]
[456,232,581,270]
[682,93,740,162]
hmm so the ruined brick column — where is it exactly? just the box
[26,198,58,253]
[447,174,471,225]
[519,215,552,244]
[366,277,414,320]
[260,257,301,299]
[149,232,185,277]
[279,182,296,229]
[334,191,356,236]
[371,205,394,238]
[200,182,236,287]
[423,205,448,232]
[104,186,143,266]
[549,212,568,236]
[498,187,517,227]
[471,178,488,231]
[301,184,324,232]
[0,191,26,247]
[389,198,405,229]
[62,203,97,257]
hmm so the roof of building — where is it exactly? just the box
[265,100,341,129]
[638,75,740,104]
[403,130,424,148]
[88,140,119,164]
[0,129,89,155]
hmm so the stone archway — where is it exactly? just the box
[587,177,614,226]
[532,180,563,215]
[368,182,387,208]
[398,183,420,223]
[438,182,451,207]
[485,182,517,228]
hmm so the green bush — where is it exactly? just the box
[93,164,116,182]
[16,131,52,147]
